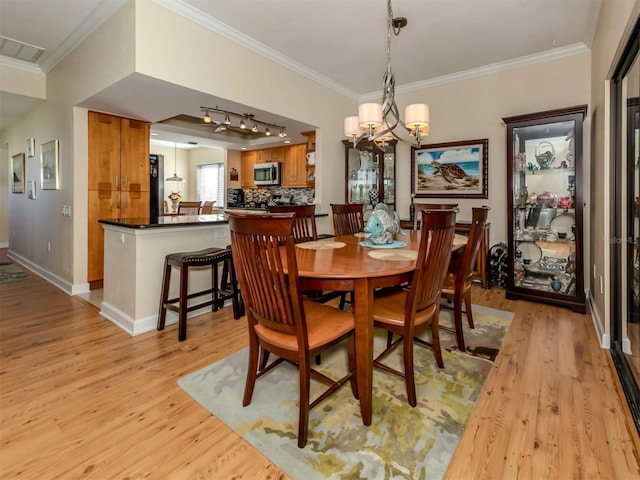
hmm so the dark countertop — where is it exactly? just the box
[99,210,328,230]
[98,214,228,229]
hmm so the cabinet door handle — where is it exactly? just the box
[115,193,119,209]
[124,175,128,189]
[115,175,119,189]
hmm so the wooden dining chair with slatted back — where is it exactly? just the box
[371,208,457,407]
[440,206,490,351]
[268,205,348,365]
[200,201,215,214]
[267,204,318,243]
[228,212,358,448]
[177,201,202,215]
[412,203,459,230]
[330,203,365,236]
[330,203,365,311]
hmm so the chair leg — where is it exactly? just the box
[347,335,359,399]
[386,330,394,348]
[453,291,466,351]
[157,260,172,331]
[243,335,260,407]
[465,293,474,329]
[403,334,417,407]
[178,264,189,341]
[315,354,322,365]
[432,318,444,369]
[212,261,220,312]
[297,357,311,448]
[338,292,347,310]
[228,257,243,319]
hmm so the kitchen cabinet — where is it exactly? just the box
[88,111,150,287]
[241,150,257,188]
[343,139,396,209]
[241,144,309,188]
[282,144,307,187]
[503,105,587,312]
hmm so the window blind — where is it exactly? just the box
[197,163,225,207]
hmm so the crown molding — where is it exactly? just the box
[154,0,361,101]
[0,56,45,74]
[361,43,591,102]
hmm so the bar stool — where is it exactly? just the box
[157,247,243,341]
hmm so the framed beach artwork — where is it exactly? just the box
[11,153,25,193]
[41,140,60,190]
[411,138,488,198]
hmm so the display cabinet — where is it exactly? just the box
[343,140,396,209]
[503,105,587,313]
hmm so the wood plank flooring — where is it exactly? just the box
[1,259,639,479]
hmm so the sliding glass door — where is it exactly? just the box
[612,17,640,436]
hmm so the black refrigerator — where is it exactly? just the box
[150,154,164,217]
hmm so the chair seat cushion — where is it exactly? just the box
[166,247,229,267]
[255,301,354,351]
[372,287,437,328]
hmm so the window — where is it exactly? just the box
[197,163,225,207]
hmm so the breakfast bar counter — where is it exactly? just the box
[98,215,231,335]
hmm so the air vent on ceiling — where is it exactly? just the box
[0,35,45,63]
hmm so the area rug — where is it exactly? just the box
[178,305,513,480]
[0,262,29,284]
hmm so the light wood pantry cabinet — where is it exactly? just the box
[503,105,587,313]
[88,111,150,287]
[282,144,307,187]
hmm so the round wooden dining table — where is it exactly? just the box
[290,231,467,426]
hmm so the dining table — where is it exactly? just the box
[289,230,468,426]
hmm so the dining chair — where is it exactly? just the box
[371,208,457,407]
[177,201,202,215]
[201,200,215,214]
[268,204,349,365]
[267,204,318,243]
[412,203,458,230]
[228,212,358,448]
[440,206,490,351]
[331,203,365,236]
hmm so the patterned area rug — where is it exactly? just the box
[178,305,513,479]
[0,262,29,284]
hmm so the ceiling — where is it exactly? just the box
[0,0,602,150]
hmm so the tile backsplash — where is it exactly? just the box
[232,187,316,205]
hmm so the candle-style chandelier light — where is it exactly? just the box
[344,0,430,149]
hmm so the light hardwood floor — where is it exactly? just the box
[1,259,639,479]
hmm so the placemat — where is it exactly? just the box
[368,250,418,261]
[296,240,346,250]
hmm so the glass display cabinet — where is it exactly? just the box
[342,140,396,210]
[503,105,587,313]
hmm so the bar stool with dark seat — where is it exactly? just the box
[157,246,243,341]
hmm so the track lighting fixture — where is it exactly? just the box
[200,106,286,140]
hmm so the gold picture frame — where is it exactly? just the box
[11,153,25,193]
[41,140,60,190]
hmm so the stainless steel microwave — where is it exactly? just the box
[253,162,281,186]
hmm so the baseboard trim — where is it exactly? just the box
[588,289,610,348]
[7,251,90,296]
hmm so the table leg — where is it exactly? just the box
[353,278,374,426]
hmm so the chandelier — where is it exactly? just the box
[201,106,287,138]
[344,0,430,149]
